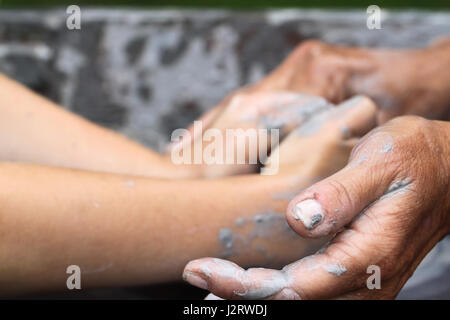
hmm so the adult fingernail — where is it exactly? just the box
[183,271,208,290]
[292,199,324,230]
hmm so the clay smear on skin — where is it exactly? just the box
[195,256,348,299]
[356,179,413,217]
[380,134,394,153]
[258,96,331,132]
[284,251,347,275]
[218,212,298,258]
[291,199,324,230]
[350,133,396,168]
[124,179,135,188]
[295,95,362,137]
[239,94,326,123]
[379,179,413,199]
[233,274,290,299]
[324,263,347,276]
[197,258,291,299]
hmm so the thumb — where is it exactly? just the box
[286,143,400,238]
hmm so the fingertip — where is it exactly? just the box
[183,270,209,291]
[184,258,250,300]
[286,191,339,238]
[337,95,378,139]
[348,95,372,109]
[183,258,210,289]
[357,95,378,119]
[354,94,376,108]
[183,258,212,277]
[286,196,324,238]
[183,259,198,274]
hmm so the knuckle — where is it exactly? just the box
[349,128,401,169]
[348,136,369,161]
[357,95,378,111]
[226,91,249,110]
[348,128,385,161]
[385,116,442,171]
[387,114,426,127]
[326,178,356,212]
[293,39,325,58]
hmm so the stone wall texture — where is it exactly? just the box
[0,8,449,152]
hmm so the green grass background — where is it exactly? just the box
[0,0,449,9]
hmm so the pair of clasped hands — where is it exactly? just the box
[178,39,450,300]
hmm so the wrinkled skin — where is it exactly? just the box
[184,116,450,299]
[256,38,450,123]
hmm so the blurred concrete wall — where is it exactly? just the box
[0,8,449,151]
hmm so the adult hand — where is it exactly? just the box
[171,37,450,154]
[183,116,450,299]
[257,39,450,123]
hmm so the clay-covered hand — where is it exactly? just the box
[168,91,333,178]
[257,38,450,123]
[183,115,450,299]
[169,38,450,169]
[266,95,376,179]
